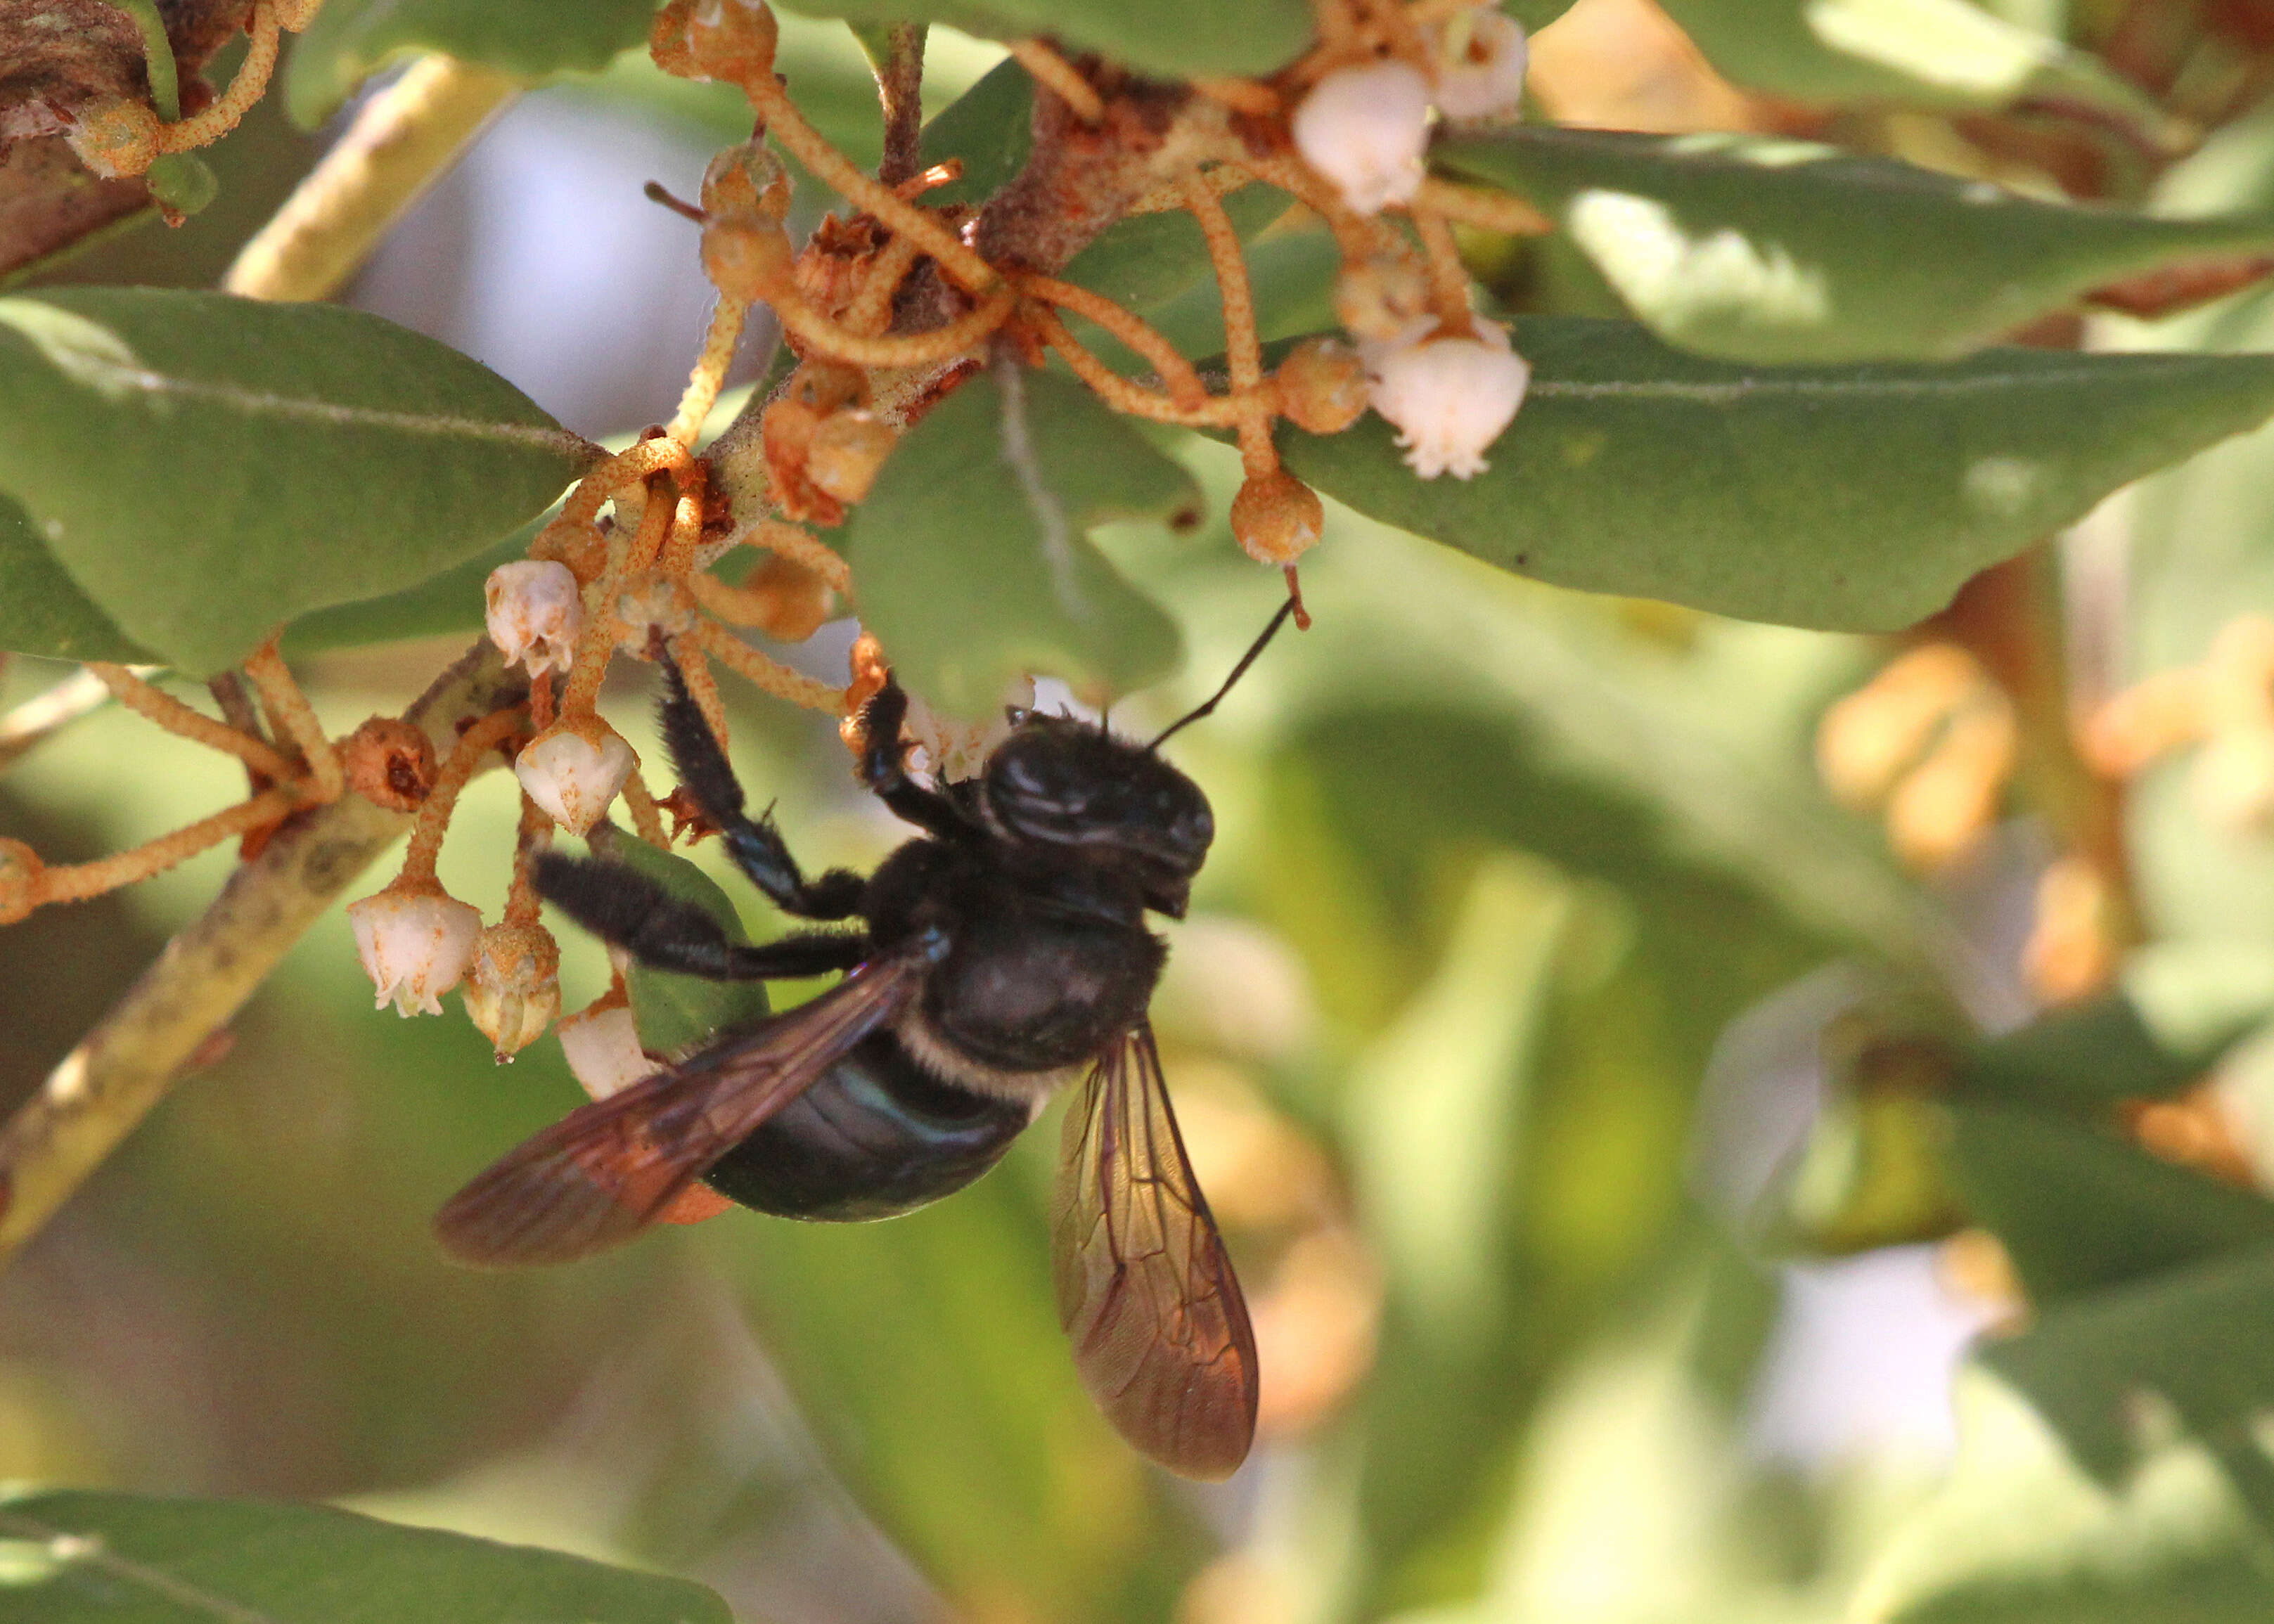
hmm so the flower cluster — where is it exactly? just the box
[302,0,1560,1063]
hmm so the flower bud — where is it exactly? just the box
[904,677,1036,783]
[515,719,638,836]
[702,219,795,302]
[529,515,607,581]
[1276,337,1370,435]
[349,882,483,1017]
[1429,7,1529,120]
[462,922,562,1058]
[65,96,159,179]
[806,411,897,504]
[740,551,836,643]
[1231,470,1326,565]
[0,838,43,926]
[701,140,792,226]
[612,569,700,654]
[486,560,584,677]
[342,716,439,813]
[1363,318,1531,479]
[652,0,779,85]
[557,999,654,1100]
[1332,254,1433,343]
[1292,61,1430,215]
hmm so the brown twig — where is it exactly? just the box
[874,22,928,188]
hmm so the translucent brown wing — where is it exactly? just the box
[436,954,923,1268]
[1052,1022,1259,1480]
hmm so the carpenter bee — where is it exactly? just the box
[436,602,1297,1480]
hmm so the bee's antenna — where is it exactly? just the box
[1148,595,1302,752]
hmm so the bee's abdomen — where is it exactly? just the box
[702,1030,1038,1222]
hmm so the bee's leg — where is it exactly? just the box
[535,853,871,979]
[857,674,984,843]
[720,930,874,979]
[656,656,868,920]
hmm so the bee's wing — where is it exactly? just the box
[436,954,923,1268]
[1052,1021,1259,1480]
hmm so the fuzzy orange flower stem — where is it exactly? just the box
[1014,272,1208,408]
[840,233,927,337]
[503,792,551,927]
[398,707,526,884]
[86,663,300,783]
[771,281,1017,369]
[1412,176,1555,238]
[1191,77,1283,116]
[686,617,846,714]
[745,72,999,293]
[667,296,751,446]
[689,567,797,632]
[1184,174,1279,476]
[621,771,671,849]
[1007,39,1105,122]
[1411,202,1477,330]
[657,477,709,579]
[1310,0,1363,56]
[156,0,282,154]
[1226,148,1386,262]
[1403,0,1481,23]
[668,636,733,756]
[528,672,558,734]
[745,519,852,594]
[563,488,669,716]
[1024,306,1252,427]
[32,787,301,906]
[563,439,693,527]
[241,640,343,804]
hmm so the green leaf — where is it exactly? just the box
[1859,1370,2274,1623]
[283,514,546,655]
[0,1489,732,1623]
[604,835,772,1057]
[0,491,155,662]
[1059,184,1295,314]
[1982,1238,2274,1483]
[1945,1101,2274,1302]
[842,366,1192,714]
[778,0,1313,78]
[916,56,1034,211]
[286,0,658,127]
[1953,961,2270,1109]
[0,289,592,676]
[1655,0,2178,141]
[1434,128,2274,363]
[1273,317,2274,632]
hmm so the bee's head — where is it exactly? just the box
[982,718,1213,916]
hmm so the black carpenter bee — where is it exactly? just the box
[436,601,1297,1480]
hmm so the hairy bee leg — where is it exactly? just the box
[656,656,868,920]
[720,930,875,979]
[860,676,984,844]
[534,853,869,980]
